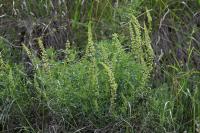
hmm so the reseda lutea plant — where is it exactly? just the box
[28,16,154,130]
[1,16,154,132]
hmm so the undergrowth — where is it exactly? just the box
[0,1,200,133]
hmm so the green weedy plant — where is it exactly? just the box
[1,15,154,132]
[30,16,154,130]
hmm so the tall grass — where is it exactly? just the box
[142,1,200,132]
[0,0,143,46]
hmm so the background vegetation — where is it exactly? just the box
[0,0,200,132]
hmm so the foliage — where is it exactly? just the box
[0,0,200,132]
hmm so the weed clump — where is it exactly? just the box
[0,16,154,132]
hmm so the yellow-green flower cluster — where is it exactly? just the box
[37,38,48,69]
[100,62,118,113]
[85,22,96,60]
[86,22,99,111]
[129,15,154,88]
[129,16,144,64]
[0,53,4,68]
